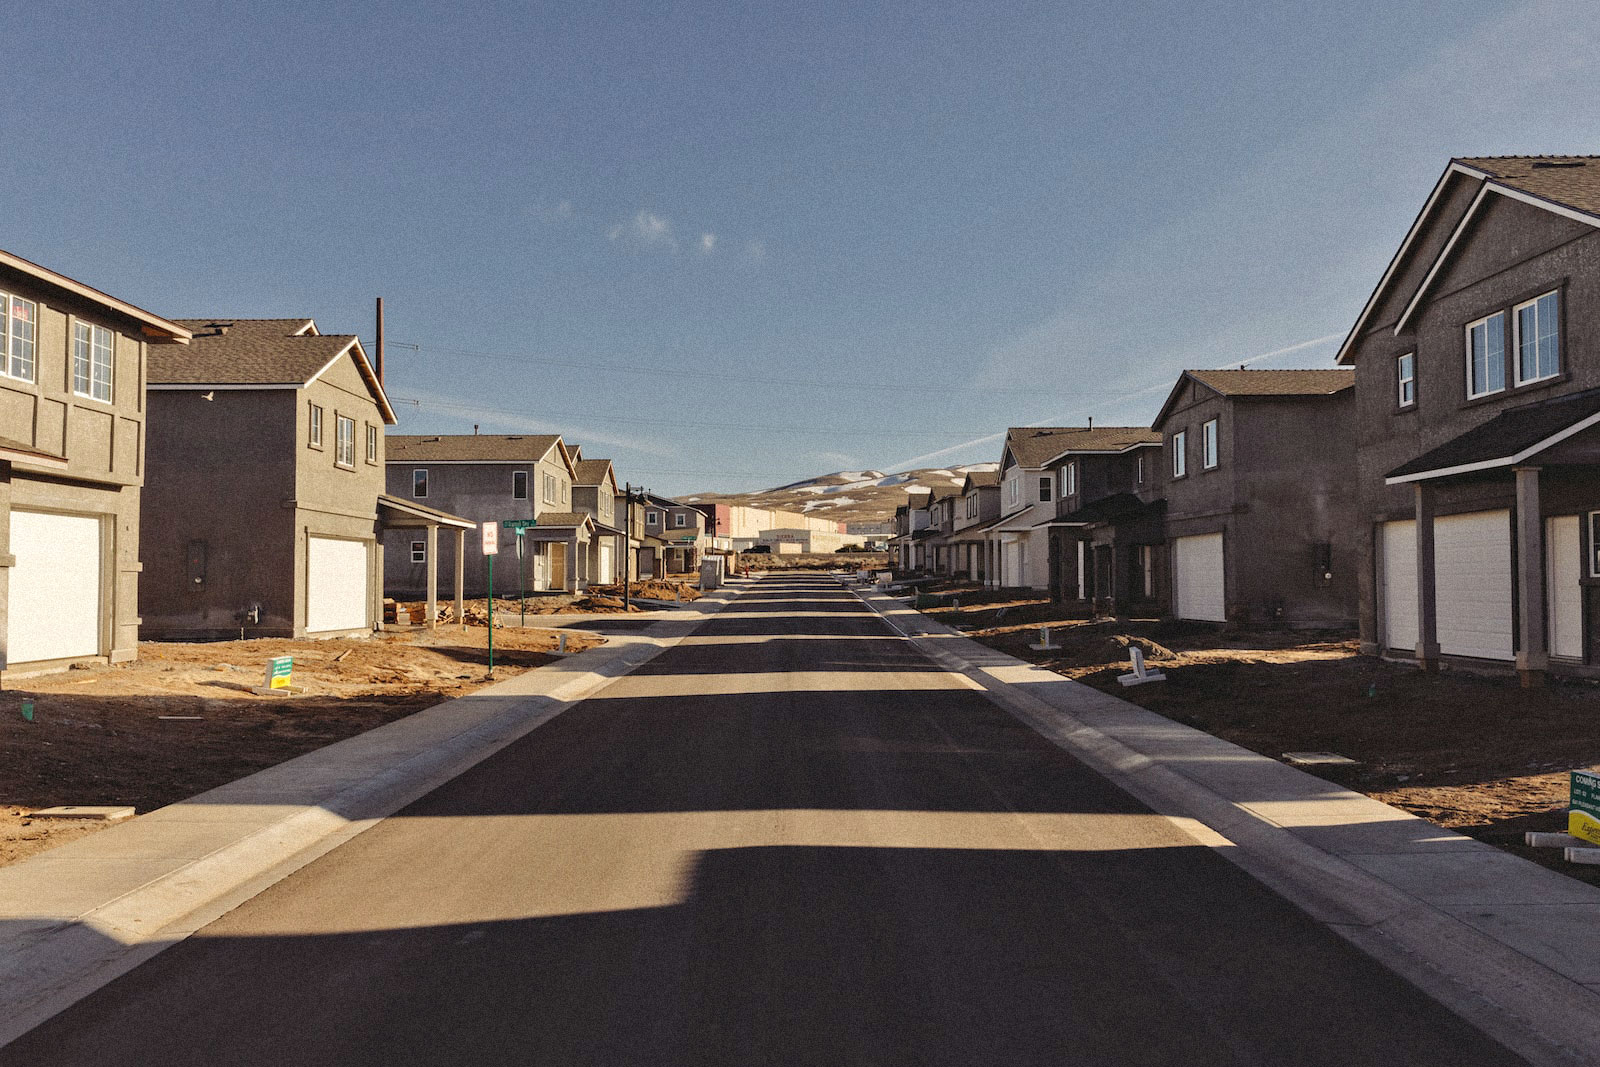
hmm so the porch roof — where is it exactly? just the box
[1058,493,1165,525]
[376,494,476,530]
[1385,387,1600,484]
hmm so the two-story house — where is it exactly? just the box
[1153,369,1357,626]
[891,490,932,571]
[638,493,707,576]
[572,457,627,585]
[385,434,592,597]
[0,250,190,673]
[950,470,1001,580]
[1038,426,1163,613]
[923,491,958,575]
[987,429,1086,590]
[1339,155,1600,683]
[141,318,429,639]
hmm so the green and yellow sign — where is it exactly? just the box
[1571,770,1600,846]
[266,655,293,691]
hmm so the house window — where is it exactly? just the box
[412,469,428,498]
[410,540,426,564]
[1136,453,1145,485]
[562,480,568,504]
[542,472,557,504]
[1514,290,1560,385]
[1007,477,1020,507]
[1591,512,1600,577]
[72,322,113,402]
[1064,462,1077,497]
[1466,311,1507,398]
[966,494,977,518]
[365,424,378,463]
[646,510,660,527]
[1037,476,1052,502]
[335,415,355,467]
[1397,352,1416,408]
[513,471,528,499]
[673,512,686,528]
[1202,419,1218,470]
[0,291,37,382]
[310,404,324,447]
[1172,430,1187,478]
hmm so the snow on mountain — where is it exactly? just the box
[688,464,1001,525]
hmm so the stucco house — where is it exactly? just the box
[140,318,455,639]
[1038,426,1164,612]
[987,429,1085,590]
[1153,369,1357,626]
[638,493,706,576]
[0,250,190,674]
[385,434,591,597]
[949,470,1001,580]
[923,491,958,574]
[891,490,932,571]
[572,457,628,585]
[1339,155,1600,683]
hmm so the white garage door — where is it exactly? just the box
[1434,510,1512,661]
[1381,520,1418,653]
[8,511,101,665]
[1173,533,1225,622]
[306,537,370,633]
[1547,515,1583,661]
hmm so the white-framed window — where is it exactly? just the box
[646,510,660,527]
[1136,453,1145,485]
[1466,311,1507,398]
[1397,352,1416,408]
[412,468,428,498]
[673,512,686,528]
[1513,290,1560,385]
[335,414,355,467]
[365,423,378,463]
[72,321,113,402]
[0,291,37,382]
[542,472,557,504]
[411,540,426,564]
[1591,512,1600,578]
[561,480,568,503]
[1064,461,1077,497]
[1037,476,1052,502]
[1202,419,1218,470]
[1007,477,1020,507]
[513,471,528,499]
[1172,430,1187,478]
[309,404,324,447]
[966,494,977,518]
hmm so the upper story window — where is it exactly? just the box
[1006,477,1020,507]
[0,291,37,382]
[1136,453,1145,485]
[365,424,379,463]
[673,512,687,528]
[562,480,568,503]
[335,415,356,467]
[1037,476,1052,502]
[542,472,557,504]
[1202,419,1218,470]
[646,510,660,527]
[1514,290,1560,386]
[965,494,977,518]
[1171,430,1187,478]
[412,468,428,498]
[1397,352,1416,408]
[513,470,528,499]
[1064,461,1077,497]
[72,322,113,403]
[1466,311,1507,399]
[309,404,324,447]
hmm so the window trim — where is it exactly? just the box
[334,413,356,468]
[673,512,687,528]
[0,291,38,384]
[1171,430,1187,479]
[646,510,661,527]
[72,320,115,404]
[542,472,557,505]
[412,468,429,498]
[512,470,528,500]
[365,423,379,464]
[309,404,324,448]
[1064,461,1077,498]
[411,540,427,564]
[1201,419,1218,470]
[1396,352,1416,409]
[1465,310,1507,400]
[1512,289,1561,387]
[1136,453,1144,485]
[1037,475,1052,503]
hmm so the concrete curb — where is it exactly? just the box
[0,579,753,1048]
[841,576,1600,1067]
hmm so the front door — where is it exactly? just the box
[549,542,568,591]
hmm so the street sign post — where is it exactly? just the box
[1573,770,1600,846]
[481,522,499,676]
[502,520,536,626]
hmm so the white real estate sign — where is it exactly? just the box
[7,510,100,665]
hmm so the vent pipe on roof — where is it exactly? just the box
[474,424,479,435]
[375,297,385,385]
[1088,416,1093,429]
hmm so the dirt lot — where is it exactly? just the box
[923,592,1600,887]
[742,552,890,572]
[0,623,603,869]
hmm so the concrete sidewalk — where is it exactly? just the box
[0,579,752,1049]
[845,576,1600,1067]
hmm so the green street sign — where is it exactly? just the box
[1572,770,1600,846]
[502,519,538,529]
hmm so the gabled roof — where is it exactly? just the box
[961,470,1000,493]
[154,318,396,423]
[905,490,932,510]
[1035,426,1162,467]
[0,249,190,342]
[1385,386,1600,484]
[1337,157,1600,364]
[1153,369,1354,427]
[386,434,567,473]
[573,458,617,490]
[1002,427,1099,469]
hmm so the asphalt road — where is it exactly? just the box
[3,574,1526,1066]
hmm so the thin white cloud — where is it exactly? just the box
[699,233,716,254]
[530,198,575,224]
[608,211,677,251]
[745,239,767,262]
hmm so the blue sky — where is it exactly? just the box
[5,1,1600,495]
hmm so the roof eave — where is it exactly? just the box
[0,249,192,343]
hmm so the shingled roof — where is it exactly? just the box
[152,318,395,422]
[1154,369,1353,427]
[962,470,1001,491]
[572,458,616,487]
[1386,386,1600,483]
[386,433,565,465]
[1456,156,1600,218]
[1022,426,1161,467]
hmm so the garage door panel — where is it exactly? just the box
[306,537,370,633]
[1434,510,1512,662]
[1174,533,1225,623]
[8,511,101,665]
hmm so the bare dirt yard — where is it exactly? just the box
[0,623,603,869]
[742,551,890,572]
[922,589,1600,887]
[395,581,702,624]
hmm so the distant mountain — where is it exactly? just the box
[684,464,1000,526]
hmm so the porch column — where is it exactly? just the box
[426,524,439,630]
[454,527,465,630]
[1514,465,1548,687]
[1413,483,1440,671]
